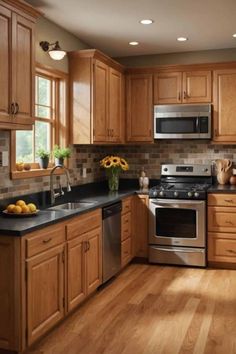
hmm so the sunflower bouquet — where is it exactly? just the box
[100,156,129,191]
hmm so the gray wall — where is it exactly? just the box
[35,16,89,72]
[115,47,236,67]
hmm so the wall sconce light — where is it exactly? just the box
[39,41,66,61]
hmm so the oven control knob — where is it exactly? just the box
[159,191,165,197]
[152,190,158,197]
[174,191,179,197]
[188,191,193,197]
[194,192,200,198]
[163,168,168,172]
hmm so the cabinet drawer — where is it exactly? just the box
[26,224,65,258]
[121,237,132,267]
[208,194,236,207]
[122,197,132,215]
[66,209,101,240]
[208,206,236,232]
[121,212,131,241]
[208,234,236,263]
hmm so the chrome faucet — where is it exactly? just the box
[50,165,71,205]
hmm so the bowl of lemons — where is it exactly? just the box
[3,200,39,217]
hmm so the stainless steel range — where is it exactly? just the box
[149,164,212,267]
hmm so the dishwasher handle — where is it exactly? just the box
[102,202,122,219]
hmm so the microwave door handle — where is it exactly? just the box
[196,116,200,133]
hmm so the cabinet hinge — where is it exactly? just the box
[62,249,65,263]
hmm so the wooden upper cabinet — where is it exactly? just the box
[0,2,38,129]
[126,74,153,142]
[0,5,11,123]
[213,69,236,142]
[93,60,108,142]
[68,50,124,144]
[11,13,35,125]
[154,70,212,104]
[108,68,123,143]
[154,72,182,104]
[26,245,65,345]
[182,71,211,103]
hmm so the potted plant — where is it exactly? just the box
[37,149,50,169]
[53,145,71,166]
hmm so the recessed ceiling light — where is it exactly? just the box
[140,19,154,25]
[177,37,188,42]
[233,34,236,38]
[129,41,139,46]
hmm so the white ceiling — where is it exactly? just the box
[26,0,236,57]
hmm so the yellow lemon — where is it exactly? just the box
[16,200,26,207]
[6,204,15,213]
[21,205,30,214]
[12,205,22,214]
[27,203,37,213]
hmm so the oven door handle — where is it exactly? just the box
[153,247,205,253]
[150,200,205,208]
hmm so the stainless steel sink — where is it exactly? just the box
[48,200,98,211]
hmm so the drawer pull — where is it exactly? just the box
[225,220,234,225]
[227,249,236,254]
[224,199,234,203]
[42,238,52,244]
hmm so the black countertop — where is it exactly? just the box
[0,179,157,237]
[208,184,236,193]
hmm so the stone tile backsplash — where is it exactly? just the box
[0,130,236,200]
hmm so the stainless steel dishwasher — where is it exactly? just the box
[102,202,122,283]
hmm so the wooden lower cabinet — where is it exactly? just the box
[208,193,236,267]
[86,227,102,294]
[133,195,149,258]
[26,245,65,345]
[67,234,86,312]
[121,196,133,267]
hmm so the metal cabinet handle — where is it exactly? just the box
[225,220,233,225]
[214,129,218,137]
[83,241,87,252]
[15,102,19,114]
[227,249,236,254]
[87,241,90,251]
[183,91,187,99]
[43,238,52,244]
[178,92,181,101]
[10,103,15,115]
[224,199,234,203]
[107,129,110,137]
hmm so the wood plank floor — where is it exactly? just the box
[26,264,236,354]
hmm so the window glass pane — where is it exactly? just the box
[35,121,51,158]
[16,131,33,162]
[35,105,51,119]
[36,76,51,106]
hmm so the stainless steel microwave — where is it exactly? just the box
[154,104,211,139]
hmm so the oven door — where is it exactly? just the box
[149,199,206,247]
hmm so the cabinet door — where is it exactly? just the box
[86,227,102,295]
[26,245,64,345]
[108,68,123,143]
[0,5,11,123]
[133,195,149,258]
[93,60,108,142]
[67,235,86,312]
[11,13,34,125]
[213,69,236,142]
[154,72,182,104]
[126,74,153,142]
[182,71,211,103]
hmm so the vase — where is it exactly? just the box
[55,157,64,166]
[39,157,49,169]
[108,173,119,191]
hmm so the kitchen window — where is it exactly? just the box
[11,65,69,179]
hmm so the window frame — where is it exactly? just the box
[11,63,69,179]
